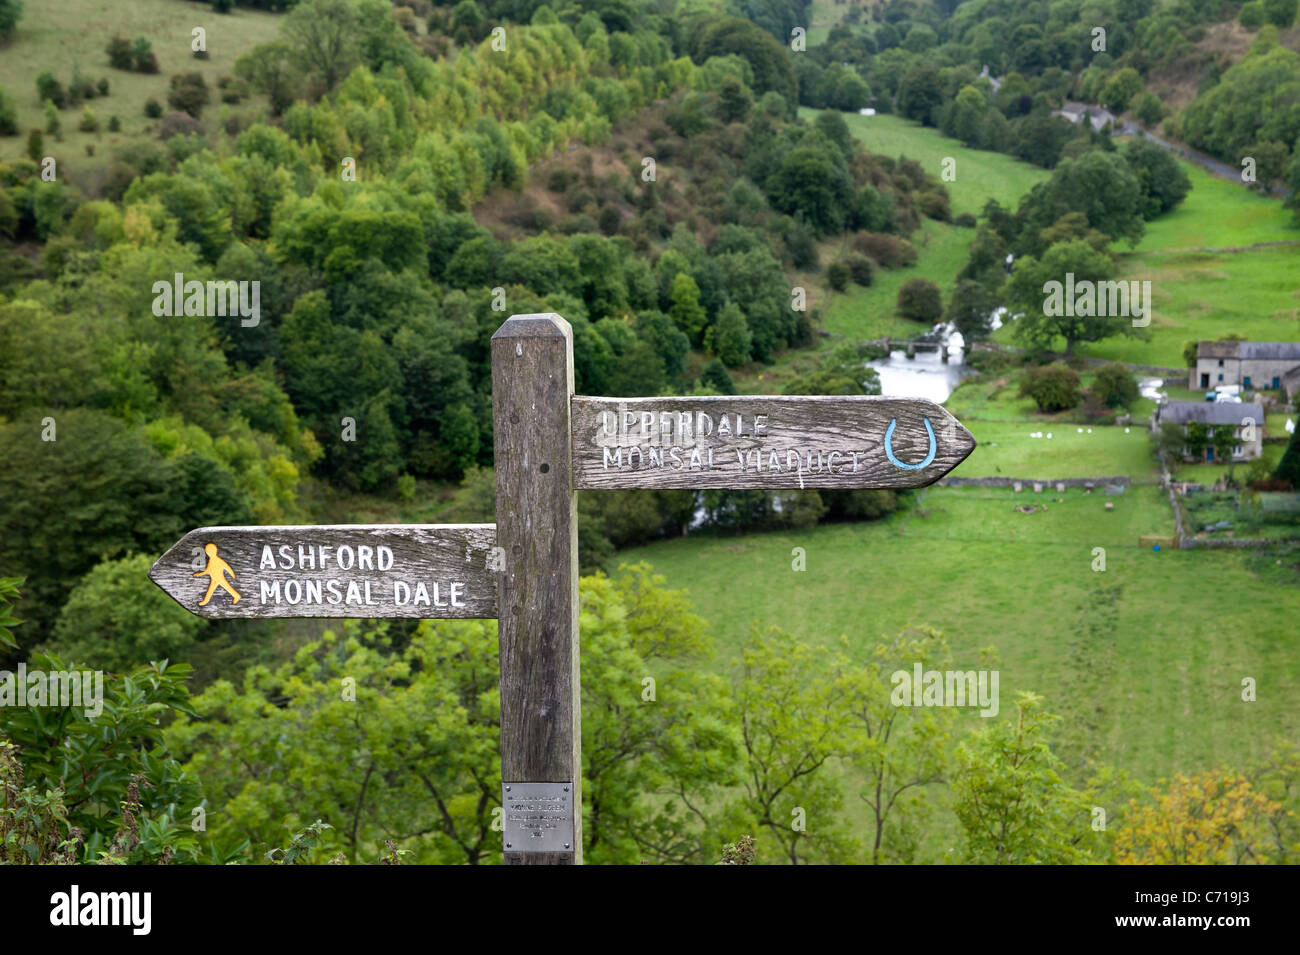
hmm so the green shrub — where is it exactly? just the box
[827,260,850,291]
[896,277,943,322]
[106,35,134,70]
[35,72,66,109]
[144,97,163,118]
[1019,362,1083,412]
[77,109,99,133]
[107,115,121,133]
[1089,362,1139,409]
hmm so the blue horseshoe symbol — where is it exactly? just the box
[884,417,937,470]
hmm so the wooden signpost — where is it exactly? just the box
[150,312,976,866]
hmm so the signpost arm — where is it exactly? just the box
[491,313,582,865]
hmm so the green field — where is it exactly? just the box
[618,489,1300,781]
[819,218,973,340]
[953,421,1157,479]
[0,0,281,166]
[807,110,1053,217]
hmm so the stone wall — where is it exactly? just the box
[936,475,1130,488]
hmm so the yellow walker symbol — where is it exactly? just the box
[194,542,240,606]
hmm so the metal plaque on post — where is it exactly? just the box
[502,783,575,853]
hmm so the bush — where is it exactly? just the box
[106,35,134,70]
[896,278,943,322]
[158,111,204,142]
[168,72,210,118]
[0,90,15,136]
[36,72,67,109]
[827,261,850,291]
[132,37,159,74]
[77,108,99,133]
[25,128,42,162]
[852,231,917,268]
[1239,1,1265,27]
[107,115,121,132]
[1088,362,1139,409]
[845,253,874,286]
[954,212,977,228]
[1019,362,1082,412]
[144,97,164,118]
[920,191,951,221]
[699,359,736,395]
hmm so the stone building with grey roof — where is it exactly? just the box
[1189,341,1300,397]
[1153,400,1266,462]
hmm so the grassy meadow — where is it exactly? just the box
[618,488,1300,781]
[0,0,281,167]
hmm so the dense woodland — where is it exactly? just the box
[1,0,1299,865]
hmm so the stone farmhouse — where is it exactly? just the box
[1152,401,1266,462]
[1189,341,1300,397]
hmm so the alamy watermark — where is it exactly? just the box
[0,663,104,718]
[1042,273,1151,327]
[890,664,999,717]
[152,272,260,327]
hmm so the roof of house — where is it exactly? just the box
[1197,341,1300,360]
[1159,401,1265,426]
[1196,341,1240,359]
[1241,342,1300,360]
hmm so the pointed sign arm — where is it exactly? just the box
[148,524,498,619]
[570,395,976,490]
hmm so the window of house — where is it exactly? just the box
[1218,359,1224,367]
[1218,374,1224,382]
[1244,376,1252,388]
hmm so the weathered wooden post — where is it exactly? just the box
[491,314,581,866]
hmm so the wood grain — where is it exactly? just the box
[492,313,582,865]
[571,395,976,489]
[148,525,498,619]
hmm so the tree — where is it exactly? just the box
[715,76,751,123]
[1274,425,1300,488]
[44,555,203,672]
[783,342,882,396]
[0,0,21,40]
[1100,67,1142,113]
[1015,151,1146,255]
[235,41,302,115]
[1133,92,1163,128]
[1114,770,1280,864]
[945,278,996,344]
[896,278,943,323]
[0,411,186,641]
[763,136,856,235]
[668,271,708,344]
[1263,0,1298,28]
[952,692,1099,864]
[1006,240,1138,355]
[720,628,859,863]
[709,301,753,367]
[897,65,943,126]
[1019,362,1082,412]
[285,0,361,93]
[699,358,736,394]
[843,627,953,863]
